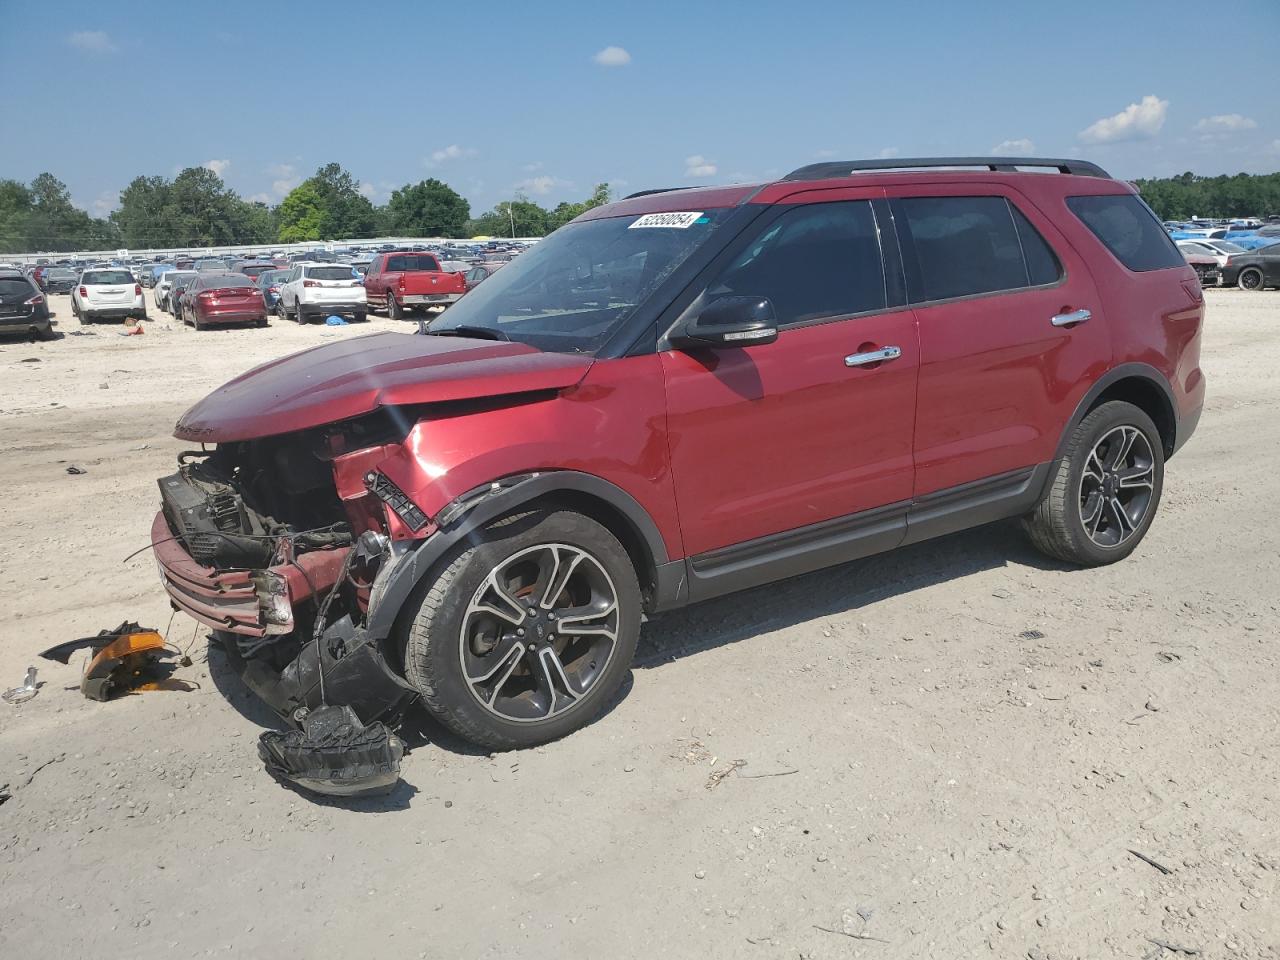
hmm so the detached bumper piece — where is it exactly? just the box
[258,705,404,798]
[39,621,195,701]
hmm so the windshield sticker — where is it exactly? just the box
[629,212,705,229]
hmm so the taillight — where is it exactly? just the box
[24,294,45,305]
[199,291,216,300]
[134,284,142,295]
[397,276,406,291]
[78,286,87,298]
[303,279,319,287]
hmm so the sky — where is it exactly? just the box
[1,0,1277,219]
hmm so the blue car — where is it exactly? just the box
[256,269,292,315]
[1226,236,1280,251]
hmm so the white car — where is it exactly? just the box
[71,268,146,324]
[277,262,367,324]
[1176,239,1248,269]
[155,270,195,313]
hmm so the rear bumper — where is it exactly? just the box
[196,308,266,325]
[150,511,346,637]
[402,292,462,306]
[1172,404,1202,457]
[83,305,144,318]
[0,314,51,330]
[300,301,365,315]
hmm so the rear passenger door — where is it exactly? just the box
[885,187,1110,498]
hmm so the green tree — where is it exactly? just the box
[277,182,327,242]
[289,162,379,238]
[1135,170,1280,220]
[24,173,116,251]
[0,179,33,254]
[548,182,612,230]
[469,198,552,238]
[386,178,470,236]
[112,175,173,247]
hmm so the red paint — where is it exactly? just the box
[362,252,467,310]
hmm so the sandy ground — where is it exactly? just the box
[0,289,1277,960]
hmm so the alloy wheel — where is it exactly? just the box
[1239,269,1263,291]
[1078,425,1155,548]
[458,543,620,723]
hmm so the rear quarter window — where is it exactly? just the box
[1066,194,1185,272]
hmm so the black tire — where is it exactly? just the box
[353,311,367,323]
[35,324,57,342]
[256,317,269,328]
[273,299,284,318]
[295,304,308,324]
[403,509,641,750]
[386,291,401,321]
[1023,400,1164,566]
[1238,267,1264,292]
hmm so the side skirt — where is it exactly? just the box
[676,464,1051,607]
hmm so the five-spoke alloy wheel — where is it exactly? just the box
[404,509,641,750]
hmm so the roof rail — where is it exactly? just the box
[622,186,698,200]
[782,157,1110,181]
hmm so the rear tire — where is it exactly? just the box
[403,509,641,751]
[1238,267,1264,291]
[1023,400,1164,566]
[387,291,401,321]
[353,311,367,323]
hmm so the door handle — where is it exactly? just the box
[845,345,901,367]
[1051,308,1091,327]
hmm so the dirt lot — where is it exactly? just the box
[0,289,1277,959]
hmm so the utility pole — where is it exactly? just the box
[508,202,516,239]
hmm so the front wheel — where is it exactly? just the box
[1023,400,1164,566]
[403,509,641,750]
[1238,267,1264,291]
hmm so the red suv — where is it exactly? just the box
[151,157,1204,750]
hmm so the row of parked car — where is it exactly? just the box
[1167,217,1280,290]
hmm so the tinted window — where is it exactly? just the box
[83,270,134,284]
[897,196,1027,302]
[202,274,256,288]
[0,279,35,300]
[1067,194,1185,272]
[1009,205,1062,287]
[708,201,886,326]
[308,266,358,281]
[386,254,441,272]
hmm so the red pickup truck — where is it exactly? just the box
[362,252,468,320]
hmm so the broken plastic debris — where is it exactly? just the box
[39,621,195,701]
[2,666,39,705]
[258,705,404,798]
[66,465,87,475]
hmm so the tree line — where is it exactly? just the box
[1135,171,1280,221]
[0,162,614,253]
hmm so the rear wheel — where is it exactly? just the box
[353,311,367,323]
[1238,267,1264,291]
[1023,400,1164,566]
[403,509,641,750]
[387,291,401,321]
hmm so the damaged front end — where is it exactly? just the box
[151,410,423,742]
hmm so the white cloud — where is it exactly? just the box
[357,182,376,198]
[267,162,296,178]
[992,138,1035,155]
[592,46,631,67]
[515,175,572,196]
[202,159,231,177]
[1194,114,1257,136]
[427,144,477,166]
[248,192,272,204]
[522,161,544,172]
[684,154,717,177]
[68,31,117,53]
[272,178,300,196]
[876,147,900,159]
[1079,95,1168,144]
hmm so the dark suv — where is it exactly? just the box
[0,269,55,340]
[151,157,1205,750]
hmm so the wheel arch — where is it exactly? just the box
[365,470,683,649]
[1055,364,1178,462]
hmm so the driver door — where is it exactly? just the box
[659,195,919,593]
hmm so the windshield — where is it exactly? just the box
[431,209,732,354]
[83,270,134,284]
[1209,241,1247,254]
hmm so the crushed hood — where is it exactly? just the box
[174,332,592,442]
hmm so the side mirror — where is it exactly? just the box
[674,296,779,349]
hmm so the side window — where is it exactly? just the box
[1066,194,1185,272]
[706,200,886,326]
[386,255,406,271]
[1009,204,1063,287]
[896,196,1028,302]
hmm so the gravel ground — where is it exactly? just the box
[0,289,1277,960]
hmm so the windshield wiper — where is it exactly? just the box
[424,324,510,342]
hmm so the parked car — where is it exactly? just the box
[194,257,231,272]
[176,272,268,330]
[1181,252,1220,285]
[463,261,507,290]
[147,263,175,288]
[363,251,467,319]
[166,271,201,318]
[155,269,195,313]
[256,268,291,315]
[148,156,1204,752]
[0,269,55,340]
[72,268,146,323]
[231,260,278,281]
[1219,243,1280,291]
[39,267,79,294]
[276,262,367,323]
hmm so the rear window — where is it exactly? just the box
[307,266,359,281]
[238,264,274,278]
[1066,194,1185,272]
[385,254,441,272]
[83,270,134,284]
[0,278,35,299]
[202,274,256,288]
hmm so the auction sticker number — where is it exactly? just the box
[629,212,705,229]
